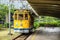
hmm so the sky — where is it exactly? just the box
[0,0,31,9]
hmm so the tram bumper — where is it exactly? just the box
[14,29,29,33]
[14,28,33,33]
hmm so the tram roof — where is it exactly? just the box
[14,9,30,14]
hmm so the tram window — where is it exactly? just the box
[18,14,23,20]
[25,14,28,20]
[15,14,17,20]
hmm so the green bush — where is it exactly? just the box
[34,21,40,29]
[57,20,60,27]
[40,22,46,27]
[4,23,12,28]
[0,24,3,29]
[58,23,60,27]
[34,16,60,29]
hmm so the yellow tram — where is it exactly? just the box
[13,9,34,33]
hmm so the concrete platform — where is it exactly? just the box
[27,27,60,40]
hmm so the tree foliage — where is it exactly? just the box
[0,4,15,20]
[0,4,15,28]
[0,4,8,20]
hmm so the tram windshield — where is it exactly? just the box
[18,14,23,20]
[25,14,28,20]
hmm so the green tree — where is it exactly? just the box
[0,4,15,28]
[0,4,8,20]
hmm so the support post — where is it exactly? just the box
[8,0,12,35]
[39,16,40,22]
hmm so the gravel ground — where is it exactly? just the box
[0,28,20,40]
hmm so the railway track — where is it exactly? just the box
[12,33,32,40]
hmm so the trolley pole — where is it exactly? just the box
[8,0,12,35]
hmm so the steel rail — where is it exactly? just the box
[12,33,32,40]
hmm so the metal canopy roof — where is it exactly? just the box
[27,0,60,18]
